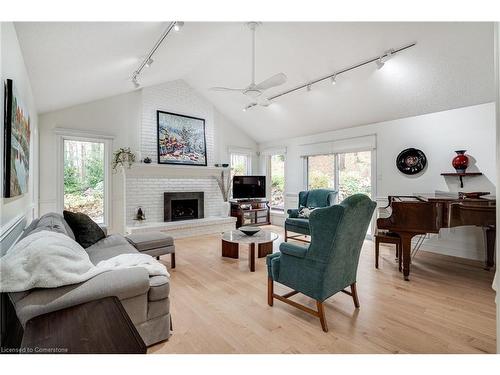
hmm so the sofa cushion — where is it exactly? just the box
[85,234,138,264]
[63,210,106,248]
[125,232,174,252]
[148,275,170,301]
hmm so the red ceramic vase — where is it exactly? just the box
[452,150,469,173]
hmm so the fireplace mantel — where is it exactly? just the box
[122,163,229,179]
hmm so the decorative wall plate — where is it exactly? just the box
[396,148,427,175]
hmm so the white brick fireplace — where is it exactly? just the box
[122,164,235,238]
[120,80,244,237]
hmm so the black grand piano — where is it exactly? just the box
[377,192,496,281]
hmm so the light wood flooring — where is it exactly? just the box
[149,225,496,354]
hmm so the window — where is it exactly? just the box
[338,151,372,201]
[270,154,285,211]
[307,154,336,190]
[230,153,251,177]
[63,139,105,223]
[306,151,372,199]
[56,130,112,226]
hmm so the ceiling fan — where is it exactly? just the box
[209,22,287,110]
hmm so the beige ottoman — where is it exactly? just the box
[126,232,176,268]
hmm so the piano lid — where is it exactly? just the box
[414,191,496,202]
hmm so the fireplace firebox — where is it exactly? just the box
[164,192,204,222]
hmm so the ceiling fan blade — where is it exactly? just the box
[209,87,245,92]
[254,73,287,91]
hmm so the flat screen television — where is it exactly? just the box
[232,176,266,199]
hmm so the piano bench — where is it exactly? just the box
[374,231,401,271]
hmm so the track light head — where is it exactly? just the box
[376,49,394,70]
[243,103,258,111]
[376,58,385,70]
[145,58,154,68]
[174,21,184,32]
[307,84,312,92]
[331,74,337,85]
[132,77,140,89]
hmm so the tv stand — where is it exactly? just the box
[230,199,271,228]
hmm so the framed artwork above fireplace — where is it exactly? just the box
[157,110,207,166]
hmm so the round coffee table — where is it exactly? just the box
[221,229,279,272]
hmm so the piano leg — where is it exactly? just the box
[483,226,496,271]
[399,232,415,281]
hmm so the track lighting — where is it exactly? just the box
[376,49,394,70]
[243,103,258,111]
[174,21,184,32]
[376,58,385,70]
[267,42,416,103]
[131,21,184,88]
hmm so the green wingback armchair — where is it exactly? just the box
[267,194,376,332]
[285,189,338,242]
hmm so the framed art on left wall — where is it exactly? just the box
[3,79,31,198]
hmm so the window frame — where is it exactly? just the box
[304,149,377,237]
[229,152,252,176]
[305,149,376,200]
[306,153,338,191]
[55,129,113,227]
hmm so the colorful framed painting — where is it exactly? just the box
[157,111,207,166]
[3,79,31,198]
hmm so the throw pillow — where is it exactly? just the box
[63,211,106,248]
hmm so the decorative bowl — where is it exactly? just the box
[239,226,261,236]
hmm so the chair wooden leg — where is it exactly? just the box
[267,278,274,306]
[171,253,176,269]
[350,283,360,308]
[375,238,379,269]
[316,301,328,332]
[284,229,288,242]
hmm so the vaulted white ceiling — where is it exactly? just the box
[15,22,495,143]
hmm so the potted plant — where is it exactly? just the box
[112,147,136,172]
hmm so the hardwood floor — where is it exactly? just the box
[149,225,496,354]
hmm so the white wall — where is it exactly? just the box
[0,22,38,234]
[38,79,257,233]
[260,102,496,260]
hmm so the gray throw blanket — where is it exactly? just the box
[0,230,169,292]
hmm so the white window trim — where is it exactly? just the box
[55,128,114,227]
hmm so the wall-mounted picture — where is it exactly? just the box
[3,79,31,198]
[157,110,207,166]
